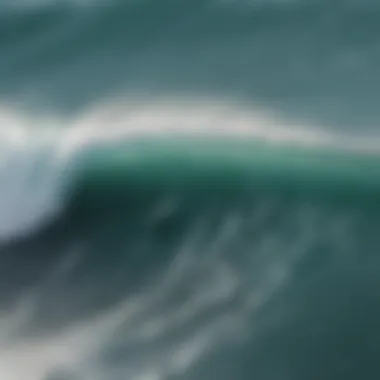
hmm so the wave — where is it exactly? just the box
[1,126,380,380]
[1,0,380,379]
[0,97,379,244]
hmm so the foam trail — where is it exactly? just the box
[0,192,362,379]
[0,199,308,380]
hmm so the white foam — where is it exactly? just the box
[60,96,380,152]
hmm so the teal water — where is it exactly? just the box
[1,1,380,379]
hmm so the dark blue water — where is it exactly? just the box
[0,1,380,379]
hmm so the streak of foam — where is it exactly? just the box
[0,204,278,379]
[0,194,366,379]
[50,96,380,154]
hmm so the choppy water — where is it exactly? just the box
[1,1,380,379]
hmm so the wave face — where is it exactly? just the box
[1,1,380,379]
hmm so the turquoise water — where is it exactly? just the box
[1,1,380,379]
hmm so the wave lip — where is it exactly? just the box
[0,97,379,242]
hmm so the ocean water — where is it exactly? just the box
[1,1,380,379]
